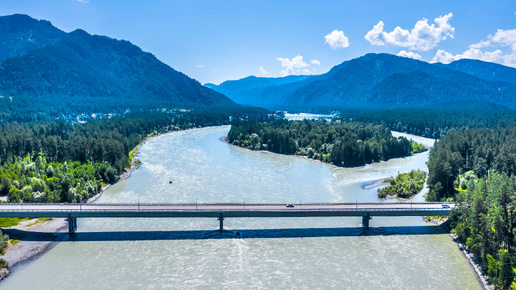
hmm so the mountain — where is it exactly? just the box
[205,75,313,106]
[0,14,65,62]
[0,14,235,116]
[436,59,516,83]
[288,54,504,106]
[209,53,516,109]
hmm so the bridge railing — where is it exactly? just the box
[0,208,451,213]
[0,202,454,206]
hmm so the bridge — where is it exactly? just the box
[0,202,453,234]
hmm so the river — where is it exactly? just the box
[1,126,480,289]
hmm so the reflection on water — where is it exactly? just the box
[1,126,480,290]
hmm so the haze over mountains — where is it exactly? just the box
[204,75,314,106]
[0,14,235,117]
[209,53,516,110]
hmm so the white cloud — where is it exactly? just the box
[324,30,350,49]
[431,48,512,66]
[397,50,422,60]
[196,65,205,68]
[490,29,516,49]
[431,28,516,68]
[258,66,268,75]
[277,55,310,76]
[364,13,454,51]
[469,40,490,49]
[311,59,321,65]
[277,55,309,68]
[74,0,89,3]
[431,49,457,64]
[365,21,386,46]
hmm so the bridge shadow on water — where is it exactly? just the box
[3,225,448,242]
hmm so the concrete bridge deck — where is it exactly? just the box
[0,202,453,233]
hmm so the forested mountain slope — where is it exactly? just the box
[209,53,516,109]
[0,14,235,117]
[436,58,516,83]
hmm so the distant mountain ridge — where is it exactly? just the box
[436,59,516,83]
[0,14,235,115]
[205,75,314,106]
[209,53,516,109]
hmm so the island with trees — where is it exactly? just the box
[377,169,426,198]
[228,119,427,167]
[352,107,516,289]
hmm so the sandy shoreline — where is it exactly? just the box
[363,179,390,190]
[0,127,220,281]
[0,131,493,289]
[0,218,68,278]
[0,136,146,280]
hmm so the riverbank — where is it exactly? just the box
[426,218,492,290]
[225,132,486,288]
[0,126,226,281]
[0,218,67,279]
[224,130,429,172]
[363,179,390,190]
[0,134,148,281]
[0,125,483,289]
[452,234,493,290]
[87,153,142,204]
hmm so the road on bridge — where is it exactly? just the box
[0,202,454,212]
[0,202,454,233]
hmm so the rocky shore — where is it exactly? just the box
[451,233,493,290]
[427,218,492,290]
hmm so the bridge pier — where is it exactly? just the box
[67,217,77,235]
[218,215,224,232]
[362,215,371,230]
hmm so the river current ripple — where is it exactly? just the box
[1,126,480,289]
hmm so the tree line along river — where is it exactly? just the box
[0,126,480,289]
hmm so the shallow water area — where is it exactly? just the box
[1,126,480,289]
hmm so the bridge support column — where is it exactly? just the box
[218,215,224,232]
[67,217,77,235]
[362,215,371,231]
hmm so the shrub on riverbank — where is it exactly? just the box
[411,142,427,154]
[0,258,7,269]
[0,155,106,203]
[377,170,426,198]
[0,218,30,228]
[0,231,8,255]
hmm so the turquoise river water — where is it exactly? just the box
[1,126,480,289]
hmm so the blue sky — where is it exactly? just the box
[1,0,516,84]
